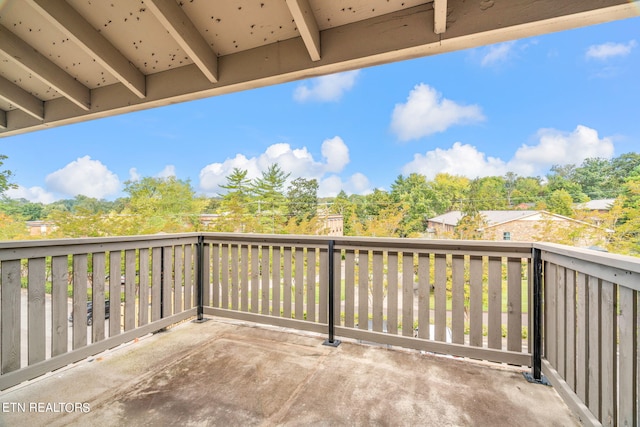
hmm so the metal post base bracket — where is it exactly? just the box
[192,317,211,324]
[323,339,341,347]
[523,372,551,386]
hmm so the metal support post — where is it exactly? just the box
[524,247,549,385]
[193,235,209,323]
[323,240,340,347]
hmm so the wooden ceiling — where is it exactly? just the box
[0,0,637,137]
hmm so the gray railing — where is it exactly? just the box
[0,234,200,390]
[1,233,638,426]
[200,234,532,365]
[538,243,639,427]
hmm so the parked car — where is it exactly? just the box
[68,300,110,326]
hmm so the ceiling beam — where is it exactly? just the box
[0,76,44,121]
[0,110,6,130]
[147,0,218,83]
[1,0,637,137]
[286,0,321,61]
[0,25,90,111]
[27,0,146,98]
[434,0,448,34]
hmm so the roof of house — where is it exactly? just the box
[428,210,540,227]
[577,199,616,211]
[428,210,612,232]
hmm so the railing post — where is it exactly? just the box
[323,240,340,347]
[524,247,549,385]
[193,235,208,323]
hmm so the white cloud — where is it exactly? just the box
[402,142,508,178]
[199,136,359,196]
[5,185,57,204]
[509,125,614,175]
[480,41,517,67]
[586,40,636,60]
[390,84,485,141]
[319,173,372,197]
[45,156,120,199]
[293,70,359,102]
[156,165,176,178]
[129,168,141,181]
[402,125,614,179]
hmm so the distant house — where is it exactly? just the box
[26,220,56,236]
[576,198,616,212]
[426,210,611,247]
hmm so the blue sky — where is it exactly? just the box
[1,16,639,203]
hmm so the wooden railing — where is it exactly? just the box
[1,233,638,426]
[538,243,639,427]
[0,234,200,390]
[201,234,532,365]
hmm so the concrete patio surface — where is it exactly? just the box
[0,318,578,426]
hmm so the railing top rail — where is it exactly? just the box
[535,242,640,291]
[202,232,534,254]
[535,242,640,274]
[0,233,200,261]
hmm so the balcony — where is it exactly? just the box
[0,233,637,425]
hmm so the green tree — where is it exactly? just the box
[250,164,290,233]
[390,173,435,236]
[330,190,357,235]
[120,176,206,234]
[0,213,28,240]
[217,168,254,232]
[467,176,508,210]
[546,164,588,203]
[287,177,318,224]
[610,177,640,254]
[546,189,574,216]
[430,173,470,214]
[0,198,45,220]
[511,176,544,206]
[0,155,15,195]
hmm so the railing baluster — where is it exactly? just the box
[487,256,501,349]
[306,247,316,322]
[344,250,355,328]
[372,251,383,333]
[618,286,637,426]
[600,280,617,426]
[358,250,369,331]
[587,276,601,419]
[28,257,46,365]
[124,249,136,331]
[417,253,429,340]
[402,252,413,337]
[387,252,398,335]
[318,247,327,323]
[469,256,483,347]
[283,247,292,318]
[1,260,21,373]
[451,255,465,344]
[272,246,281,318]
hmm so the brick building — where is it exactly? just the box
[427,210,611,247]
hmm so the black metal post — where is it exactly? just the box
[160,246,164,319]
[193,235,208,323]
[524,247,549,385]
[323,240,340,347]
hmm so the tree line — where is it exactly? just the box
[1,152,639,255]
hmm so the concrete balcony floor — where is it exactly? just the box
[0,319,578,426]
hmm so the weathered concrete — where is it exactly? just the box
[0,319,578,426]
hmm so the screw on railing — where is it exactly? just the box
[323,240,341,347]
[524,247,549,385]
